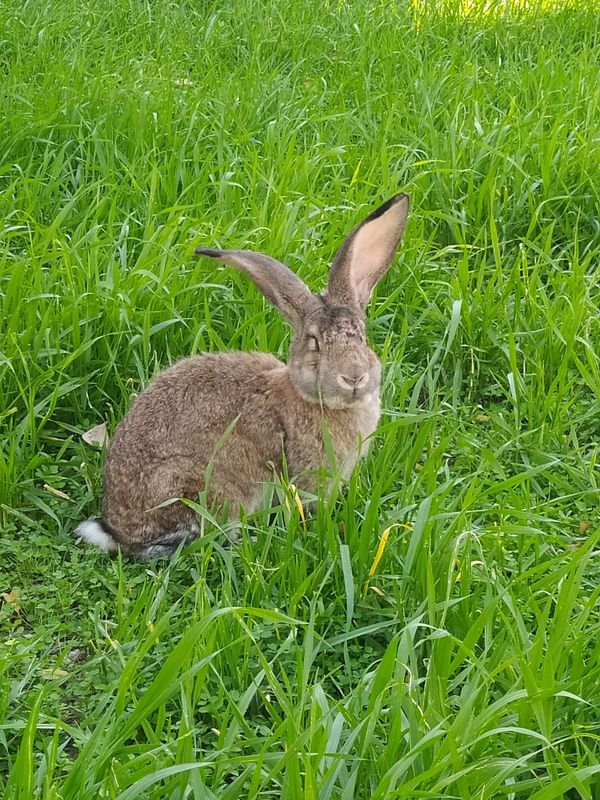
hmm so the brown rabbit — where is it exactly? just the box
[76,193,410,559]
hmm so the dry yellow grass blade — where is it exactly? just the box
[43,484,72,501]
[368,525,395,578]
[364,523,413,596]
[284,482,306,529]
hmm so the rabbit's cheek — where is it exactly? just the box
[290,363,321,404]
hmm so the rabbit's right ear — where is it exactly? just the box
[195,248,319,329]
[326,193,409,312]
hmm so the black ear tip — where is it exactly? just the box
[389,192,410,210]
[195,247,222,258]
[366,192,410,222]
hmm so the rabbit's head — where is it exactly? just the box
[196,193,409,409]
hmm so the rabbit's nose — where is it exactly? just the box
[338,372,369,390]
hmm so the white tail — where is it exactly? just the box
[75,519,118,552]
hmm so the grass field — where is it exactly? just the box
[2,0,600,796]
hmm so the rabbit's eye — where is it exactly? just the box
[307,335,320,352]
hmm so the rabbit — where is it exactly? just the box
[76,193,410,559]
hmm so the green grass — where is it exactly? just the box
[2,0,600,796]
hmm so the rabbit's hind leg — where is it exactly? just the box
[134,520,200,561]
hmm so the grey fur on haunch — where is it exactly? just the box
[134,527,200,560]
[76,194,410,559]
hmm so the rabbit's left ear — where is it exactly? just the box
[195,248,319,329]
[326,193,409,311]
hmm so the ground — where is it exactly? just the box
[1,0,600,797]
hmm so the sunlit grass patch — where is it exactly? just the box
[411,0,600,21]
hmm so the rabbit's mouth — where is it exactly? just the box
[292,379,373,410]
[321,388,377,410]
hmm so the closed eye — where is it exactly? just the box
[307,335,320,352]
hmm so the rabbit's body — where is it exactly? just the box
[76,194,409,559]
[101,349,380,556]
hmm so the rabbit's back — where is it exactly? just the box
[102,352,286,545]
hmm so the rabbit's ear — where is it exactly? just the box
[326,193,409,312]
[196,248,318,328]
